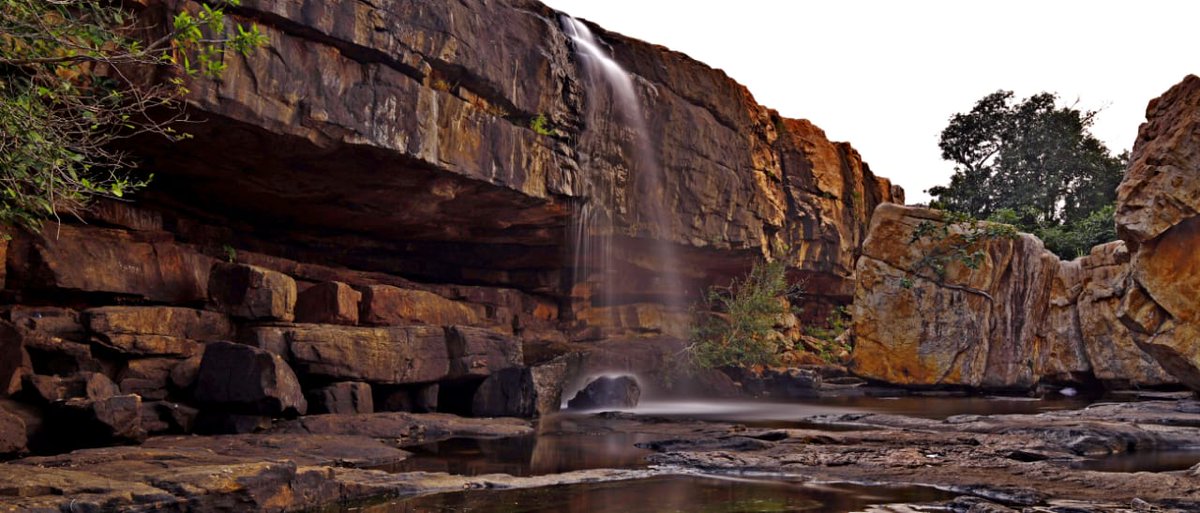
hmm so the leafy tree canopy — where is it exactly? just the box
[0,0,266,229]
[927,90,1126,258]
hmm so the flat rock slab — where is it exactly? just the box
[271,412,533,445]
[635,399,1200,512]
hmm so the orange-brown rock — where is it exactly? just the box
[295,281,361,325]
[358,285,486,329]
[6,223,213,303]
[257,324,451,385]
[850,205,1173,389]
[208,263,297,322]
[1115,75,1200,391]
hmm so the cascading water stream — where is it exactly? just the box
[562,16,687,324]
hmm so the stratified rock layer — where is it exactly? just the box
[1115,74,1200,391]
[851,205,1173,389]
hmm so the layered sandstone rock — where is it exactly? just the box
[1115,74,1200,391]
[126,0,898,314]
[850,205,1172,389]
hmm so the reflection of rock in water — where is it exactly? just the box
[567,376,641,410]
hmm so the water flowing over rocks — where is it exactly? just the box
[850,204,1175,390]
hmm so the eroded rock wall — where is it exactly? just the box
[850,204,1173,390]
[129,0,897,315]
[1115,74,1200,391]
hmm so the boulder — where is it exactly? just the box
[295,281,361,325]
[169,353,204,391]
[445,325,523,379]
[84,307,233,358]
[472,357,572,418]
[566,375,641,410]
[471,368,534,418]
[117,359,179,400]
[208,263,297,321]
[194,342,307,416]
[255,325,449,385]
[358,285,484,327]
[24,372,118,404]
[6,223,212,302]
[308,382,374,415]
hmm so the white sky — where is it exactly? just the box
[539,0,1199,203]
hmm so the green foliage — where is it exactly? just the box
[908,211,1019,281]
[927,90,1125,259]
[0,0,266,228]
[804,306,851,363]
[221,244,237,263]
[685,259,800,369]
[530,114,555,136]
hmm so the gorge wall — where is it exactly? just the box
[851,75,1200,393]
[0,0,899,453]
[1114,74,1200,392]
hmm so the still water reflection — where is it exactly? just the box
[1074,449,1200,472]
[348,475,955,513]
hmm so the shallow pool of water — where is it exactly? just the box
[345,475,955,513]
[616,394,1105,426]
[1074,449,1200,472]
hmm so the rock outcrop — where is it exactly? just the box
[850,204,1173,390]
[0,0,902,460]
[1115,74,1200,391]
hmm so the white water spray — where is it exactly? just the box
[562,16,686,322]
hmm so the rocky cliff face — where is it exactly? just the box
[133,0,898,317]
[1115,74,1200,391]
[850,204,1173,390]
[0,0,900,453]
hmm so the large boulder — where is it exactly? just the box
[208,263,297,322]
[566,375,641,410]
[84,307,233,358]
[357,285,484,327]
[251,325,449,385]
[194,342,307,416]
[471,357,572,418]
[48,394,147,446]
[445,325,523,379]
[1115,74,1200,391]
[850,204,1173,390]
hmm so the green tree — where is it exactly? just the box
[928,91,1126,258]
[0,0,266,229]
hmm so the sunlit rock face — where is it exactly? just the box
[1115,74,1200,391]
[850,205,1174,390]
[129,0,898,325]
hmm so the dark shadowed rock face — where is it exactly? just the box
[194,342,307,416]
[566,376,641,410]
[308,382,374,415]
[1115,75,1200,392]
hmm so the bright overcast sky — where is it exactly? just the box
[540,0,1198,203]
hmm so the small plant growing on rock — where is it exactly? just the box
[529,114,556,136]
[908,210,1018,282]
[682,259,801,370]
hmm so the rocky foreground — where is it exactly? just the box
[3,397,1200,512]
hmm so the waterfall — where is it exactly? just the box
[562,16,686,330]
